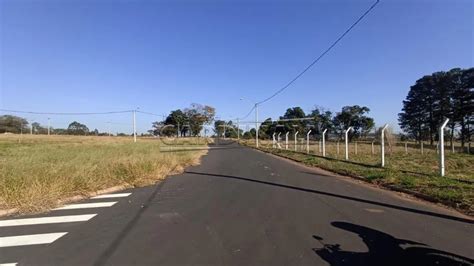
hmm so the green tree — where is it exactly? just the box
[184,103,216,136]
[163,109,189,137]
[0,115,29,134]
[278,107,308,135]
[333,105,374,141]
[31,122,48,134]
[399,68,474,147]
[67,121,89,135]
[309,106,333,135]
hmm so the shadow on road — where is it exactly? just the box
[184,171,473,224]
[313,221,473,266]
[160,146,244,153]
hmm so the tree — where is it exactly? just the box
[278,107,308,135]
[0,115,29,134]
[67,121,89,135]
[309,106,333,135]
[184,103,216,136]
[31,122,48,134]
[399,68,474,147]
[333,105,374,141]
[163,109,189,137]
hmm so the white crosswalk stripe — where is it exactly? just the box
[0,214,97,227]
[53,202,117,210]
[0,232,67,247]
[91,193,131,199]
[0,192,131,265]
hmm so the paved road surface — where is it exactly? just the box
[1,141,473,265]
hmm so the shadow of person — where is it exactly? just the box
[313,221,473,266]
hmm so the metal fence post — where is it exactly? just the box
[439,118,449,176]
[322,129,328,157]
[381,124,388,167]
[405,142,408,155]
[277,132,282,149]
[371,141,375,155]
[272,133,276,148]
[355,141,358,155]
[285,132,289,150]
[345,127,353,160]
[294,131,299,151]
[421,141,424,155]
[306,130,312,154]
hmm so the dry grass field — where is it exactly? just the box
[0,134,209,213]
[242,138,474,215]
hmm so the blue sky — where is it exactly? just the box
[1,0,472,134]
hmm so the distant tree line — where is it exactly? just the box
[398,68,473,148]
[214,105,375,141]
[152,103,216,137]
[0,115,113,136]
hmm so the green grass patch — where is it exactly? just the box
[241,140,473,216]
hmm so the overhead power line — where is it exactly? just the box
[0,109,133,115]
[136,110,166,117]
[238,105,256,121]
[257,0,380,105]
[238,0,380,120]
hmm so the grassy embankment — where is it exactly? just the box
[241,139,473,215]
[0,135,209,213]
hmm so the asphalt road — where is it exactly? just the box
[1,141,473,265]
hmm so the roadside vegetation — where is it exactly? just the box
[0,135,208,214]
[242,139,473,215]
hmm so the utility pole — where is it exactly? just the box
[237,118,240,141]
[133,110,137,143]
[255,103,259,148]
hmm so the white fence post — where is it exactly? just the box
[421,141,424,155]
[355,141,358,155]
[322,129,328,157]
[285,132,289,150]
[439,118,449,176]
[337,141,340,156]
[294,131,299,151]
[306,130,312,154]
[371,141,375,155]
[272,133,276,148]
[277,132,282,149]
[381,124,388,167]
[405,142,408,154]
[345,127,353,160]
